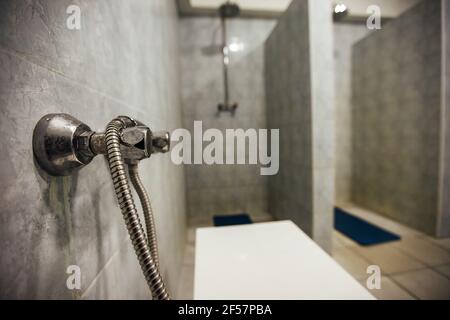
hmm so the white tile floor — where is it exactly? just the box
[177,206,450,300]
[332,204,450,300]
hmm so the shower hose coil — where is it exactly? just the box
[105,117,169,300]
[129,164,160,268]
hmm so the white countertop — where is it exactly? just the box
[194,220,375,300]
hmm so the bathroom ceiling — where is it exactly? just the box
[336,0,421,19]
[177,0,421,20]
[177,0,291,17]
[190,0,292,13]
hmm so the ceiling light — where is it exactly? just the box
[334,4,347,14]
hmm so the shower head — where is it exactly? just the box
[217,2,239,116]
[219,2,240,18]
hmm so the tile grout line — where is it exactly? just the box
[431,264,450,280]
[425,240,450,253]
[350,236,450,273]
[344,235,449,300]
[334,244,419,299]
[392,242,450,269]
[344,236,422,299]
[335,237,424,300]
[0,46,164,121]
[387,275,421,300]
[387,266,438,278]
[334,226,450,299]
[335,203,449,300]
[80,236,129,299]
[339,206,450,263]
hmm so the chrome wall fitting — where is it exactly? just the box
[32,113,170,176]
[32,114,95,176]
[33,113,172,299]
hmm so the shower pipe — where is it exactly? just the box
[217,1,240,115]
[33,114,170,300]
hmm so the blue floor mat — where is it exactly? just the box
[334,207,400,246]
[213,213,253,227]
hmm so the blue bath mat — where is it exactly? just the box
[334,207,400,246]
[213,213,253,227]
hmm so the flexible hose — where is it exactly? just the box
[105,117,169,300]
[128,163,160,267]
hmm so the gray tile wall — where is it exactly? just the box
[441,0,450,237]
[179,17,276,224]
[351,0,442,235]
[265,0,335,252]
[0,0,186,299]
[334,24,371,205]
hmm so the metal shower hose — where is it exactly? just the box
[105,117,169,300]
[128,163,160,268]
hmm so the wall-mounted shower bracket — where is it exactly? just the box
[33,114,170,176]
[217,1,240,116]
[218,102,238,115]
[33,113,171,299]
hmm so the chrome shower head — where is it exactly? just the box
[219,2,240,18]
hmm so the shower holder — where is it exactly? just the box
[33,113,171,299]
[218,102,238,115]
[32,113,170,176]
